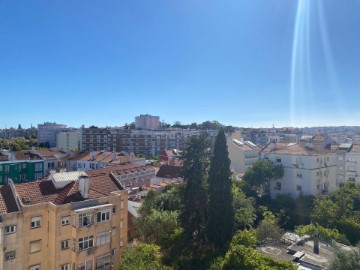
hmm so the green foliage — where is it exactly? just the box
[325,246,360,270]
[207,130,234,249]
[232,182,256,229]
[136,209,179,246]
[295,224,349,245]
[311,182,360,244]
[243,160,284,195]
[222,245,294,270]
[180,133,211,242]
[119,243,171,270]
[230,229,257,248]
[256,207,284,242]
[0,137,38,151]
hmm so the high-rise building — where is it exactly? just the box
[38,122,67,147]
[56,130,81,152]
[135,114,160,130]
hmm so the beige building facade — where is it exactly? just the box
[0,167,128,270]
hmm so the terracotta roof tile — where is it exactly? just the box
[0,185,19,214]
[156,165,182,178]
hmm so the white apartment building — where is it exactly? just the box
[261,135,338,198]
[227,139,261,174]
[37,122,67,147]
[56,130,80,152]
[337,143,360,185]
[135,114,160,130]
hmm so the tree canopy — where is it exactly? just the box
[207,129,234,249]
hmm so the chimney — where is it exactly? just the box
[112,151,116,161]
[90,151,95,161]
[130,152,135,163]
[313,231,320,254]
[78,176,89,199]
[31,146,36,154]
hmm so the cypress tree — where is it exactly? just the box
[180,132,211,242]
[206,129,234,249]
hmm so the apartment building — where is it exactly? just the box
[227,138,261,174]
[0,160,44,184]
[134,114,160,130]
[261,135,338,198]
[0,168,128,270]
[57,130,81,152]
[38,122,67,147]
[81,127,218,156]
[336,143,360,185]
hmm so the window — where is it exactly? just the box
[5,165,9,173]
[35,163,43,171]
[96,254,112,269]
[276,158,281,163]
[78,260,93,270]
[31,216,42,228]
[78,163,81,168]
[349,177,356,181]
[30,240,42,253]
[22,163,26,169]
[5,225,16,234]
[5,251,15,260]
[35,172,43,179]
[296,185,302,191]
[112,206,116,214]
[29,265,41,270]
[297,173,302,178]
[79,213,93,227]
[61,240,69,250]
[61,216,70,226]
[60,264,70,270]
[96,209,111,223]
[0,166,2,171]
[275,182,281,190]
[78,236,94,251]
[96,231,111,246]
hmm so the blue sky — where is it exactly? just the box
[1,0,359,128]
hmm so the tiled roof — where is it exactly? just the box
[11,166,128,208]
[156,165,182,179]
[14,151,42,160]
[0,185,19,214]
[67,151,130,164]
[262,142,337,156]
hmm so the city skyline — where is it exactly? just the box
[1,1,359,128]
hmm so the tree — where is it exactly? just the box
[180,132,211,242]
[119,243,171,270]
[222,245,294,270]
[136,209,179,246]
[230,229,257,248]
[295,224,349,245]
[207,129,234,249]
[232,183,256,229]
[18,124,22,130]
[256,207,284,242]
[325,246,360,270]
[243,160,284,195]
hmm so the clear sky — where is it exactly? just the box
[1,0,359,128]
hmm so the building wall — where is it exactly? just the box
[37,122,67,147]
[0,191,128,270]
[135,115,160,130]
[0,161,44,184]
[57,131,80,152]
[81,128,218,156]
[262,153,338,198]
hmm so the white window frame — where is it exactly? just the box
[61,240,70,250]
[79,212,93,227]
[60,264,69,270]
[96,253,112,269]
[96,209,111,223]
[31,216,42,228]
[30,240,42,253]
[78,260,93,270]
[29,265,41,270]
[5,250,15,260]
[96,231,111,246]
[78,236,94,251]
[61,216,70,226]
[5,225,16,234]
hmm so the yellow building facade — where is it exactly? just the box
[0,167,128,270]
